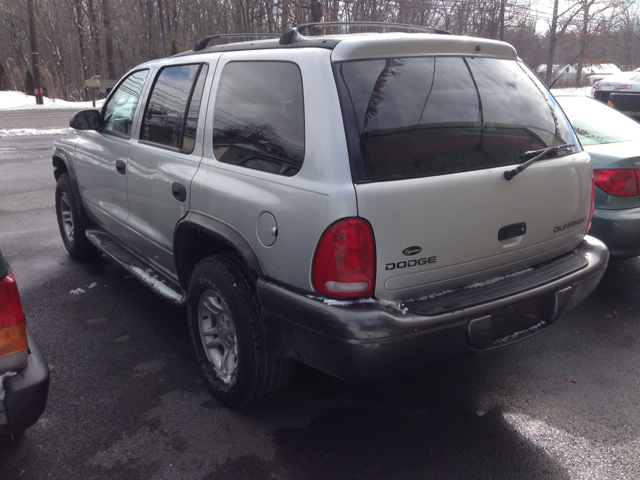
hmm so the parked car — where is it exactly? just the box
[54,23,608,408]
[556,94,640,258]
[598,92,640,121]
[591,71,640,98]
[0,248,50,439]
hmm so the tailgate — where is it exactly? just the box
[357,152,592,300]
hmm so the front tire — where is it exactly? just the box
[55,173,100,260]
[187,254,293,408]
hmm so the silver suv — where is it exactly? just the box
[53,24,609,407]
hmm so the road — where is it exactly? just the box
[1,110,640,479]
[0,109,80,130]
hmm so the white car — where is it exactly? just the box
[591,71,640,101]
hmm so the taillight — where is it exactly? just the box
[592,83,599,90]
[618,84,632,90]
[587,176,596,233]
[0,273,27,358]
[313,218,375,298]
[594,169,640,196]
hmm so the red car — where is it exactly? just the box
[0,248,49,439]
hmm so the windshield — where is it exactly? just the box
[335,57,578,182]
[557,96,640,145]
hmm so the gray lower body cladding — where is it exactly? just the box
[258,236,608,382]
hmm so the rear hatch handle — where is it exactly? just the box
[504,143,575,180]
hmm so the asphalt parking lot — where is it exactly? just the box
[1,112,640,479]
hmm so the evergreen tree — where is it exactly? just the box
[24,69,35,95]
[170,40,178,56]
[0,62,9,90]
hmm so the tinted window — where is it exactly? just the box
[212,62,304,176]
[102,70,148,137]
[335,57,578,182]
[140,64,208,152]
[557,96,640,145]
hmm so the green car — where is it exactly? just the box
[557,94,640,259]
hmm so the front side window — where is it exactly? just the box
[102,70,148,137]
[140,64,208,152]
[212,62,305,176]
[335,57,579,182]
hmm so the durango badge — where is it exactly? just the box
[402,246,422,256]
[553,216,587,233]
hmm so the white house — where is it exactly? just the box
[538,63,621,87]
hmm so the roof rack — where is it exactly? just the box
[280,21,452,44]
[193,33,281,52]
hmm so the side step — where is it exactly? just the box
[85,230,186,306]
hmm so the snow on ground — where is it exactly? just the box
[550,86,592,96]
[0,90,103,111]
[0,86,590,138]
[0,87,590,112]
[0,127,75,137]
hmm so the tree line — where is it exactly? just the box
[0,0,636,101]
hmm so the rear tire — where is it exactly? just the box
[55,173,100,260]
[187,254,293,408]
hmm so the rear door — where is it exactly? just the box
[126,60,214,277]
[335,56,590,300]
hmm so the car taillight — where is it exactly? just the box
[587,176,596,233]
[313,218,375,298]
[0,273,27,358]
[594,169,640,197]
[618,84,633,90]
[592,83,599,90]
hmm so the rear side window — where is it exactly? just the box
[335,57,579,182]
[212,62,304,176]
[140,63,208,152]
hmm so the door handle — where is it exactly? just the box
[116,159,126,175]
[172,182,187,202]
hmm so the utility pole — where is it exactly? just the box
[499,0,506,41]
[27,0,43,104]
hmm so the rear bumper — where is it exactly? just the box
[0,328,50,436]
[258,236,608,382]
[590,207,640,259]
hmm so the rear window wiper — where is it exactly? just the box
[504,143,575,180]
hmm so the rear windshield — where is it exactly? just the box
[335,57,578,182]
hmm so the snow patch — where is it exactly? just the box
[130,266,183,302]
[311,296,408,313]
[492,320,546,346]
[310,267,536,315]
[0,372,17,402]
[0,90,104,111]
[88,282,98,289]
[0,128,75,137]
[70,288,86,295]
[461,267,534,290]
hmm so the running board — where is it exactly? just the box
[85,230,186,306]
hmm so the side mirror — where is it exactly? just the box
[69,110,101,130]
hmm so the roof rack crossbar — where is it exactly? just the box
[282,22,452,42]
[194,33,281,52]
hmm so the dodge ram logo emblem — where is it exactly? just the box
[402,246,422,256]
